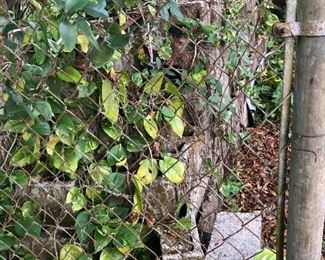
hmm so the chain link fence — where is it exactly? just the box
[0,0,292,259]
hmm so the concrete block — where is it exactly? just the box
[206,211,262,260]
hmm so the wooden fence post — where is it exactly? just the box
[287,1,325,259]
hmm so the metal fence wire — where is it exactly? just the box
[0,0,304,259]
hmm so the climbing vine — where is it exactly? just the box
[0,0,284,258]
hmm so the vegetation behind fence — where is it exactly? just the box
[0,0,292,259]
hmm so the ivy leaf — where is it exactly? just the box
[103,172,127,193]
[102,121,122,140]
[100,248,124,260]
[75,17,99,50]
[88,162,111,185]
[174,217,192,230]
[101,80,119,123]
[88,39,114,67]
[135,159,158,185]
[14,216,41,238]
[52,147,82,179]
[75,211,95,243]
[106,144,126,167]
[35,101,54,121]
[46,135,60,155]
[77,34,89,53]
[125,135,147,153]
[254,248,276,260]
[59,244,86,260]
[57,66,84,84]
[3,119,25,133]
[84,0,108,18]
[30,121,51,136]
[0,234,16,251]
[94,231,112,253]
[113,225,144,253]
[55,115,76,146]
[10,147,37,167]
[59,20,77,52]
[78,82,97,98]
[143,72,164,94]
[9,170,29,186]
[65,0,90,15]
[159,156,185,184]
[143,114,158,139]
[66,187,87,212]
[168,116,185,138]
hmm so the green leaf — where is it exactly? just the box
[59,244,86,260]
[143,72,164,94]
[94,231,112,253]
[57,66,84,84]
[35,101,54,121]
[125,135,147,153]
[159,156,185,184]
[0,234,16,251]
[59,20,77,52]
[167,116,185,138]
[113,225,144,253]
[101,79,119,123]
[106,144,126,167]
[55,115,76,146]
[88,162,111,185]
[254,248,276,260]
[109,34,129,49]
[65,0,90,15]
[10,148,37,167]
[75,211,95,243]
[78,82,97,98]
[80,134,99,153]
[103,172,127,193]
[165,82,182,97]
[75,17,99,49]
[31,121,51,136]
[102,121,122,140]
[100,248,124,260]
[174,217,192,230]
[66,187,87,212]
[88,39,114,67]
[52,147,81,179]
[21,201,38,218]
[84,0,108,18]
[14,216,41,238]
[3,119,25,133]
[143,114,158,139]
[135,159,158,185]
[132,72,143,87]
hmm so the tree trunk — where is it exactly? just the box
[287,0,325,259]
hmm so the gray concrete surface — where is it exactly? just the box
[206,211,262,260]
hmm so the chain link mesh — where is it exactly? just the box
[0,0,293,259]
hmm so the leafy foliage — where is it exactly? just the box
[0,0,284,257]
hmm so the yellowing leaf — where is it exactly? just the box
[46,135,60,155]
[119,12,127,27]
[159,156,185,185]
[77,34,89,53]
[144,72,164,94]
[143,114,158,139]
[101,80,119,123]
[66,187,87,212]
[57,66,86,84]
[135,159,158,185]
[169,116,185,138]
[59,244,86,260]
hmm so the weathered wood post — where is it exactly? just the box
[287,0,325,259]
